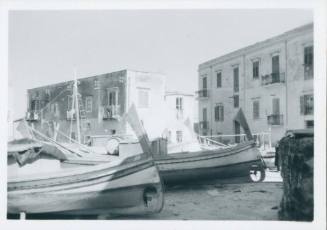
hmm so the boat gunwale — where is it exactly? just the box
[159,158,263,174]
[8,161,157,192]
[8,154,152,184]
[155,141,257,163]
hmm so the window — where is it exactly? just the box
[202,76,207,89]
[107,88,118,106]
[50,103,59,115]
[176,97,183,110]
[85,96,93,112]
[233,95,239,108]
[45,89,51,98]
[304,46,313,79]
[214,105,224,121]
[217,72,222,88]
[253,100,260,119]
[304,46,313,66]
[233,67,239,92]
[176,131,183,143]
[272,98,280,115]
[214,106,219,121]
[253,61,259,79]
[94,79,99,89]
[203,108,207,121]
[138,88,150,108]
[31,100,40,111]
[67,96,73,110]
[272,55,280,74]
[300,94,314,115]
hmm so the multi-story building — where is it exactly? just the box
[197,23,313,145]
[163,91,197,144]
[25,69,166,144]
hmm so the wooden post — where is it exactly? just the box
[20,212,26,220]
[234,108,253,141]
[125,104,152,157]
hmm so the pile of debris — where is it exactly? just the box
[277,129,313,221]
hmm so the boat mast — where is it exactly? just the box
[74,69,81,144]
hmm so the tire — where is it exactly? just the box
[249,168,266,182]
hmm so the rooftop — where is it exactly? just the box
[27,69,164,91]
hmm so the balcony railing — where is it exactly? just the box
[196,89,210,99]
[267,114,283,125]
[261,73,285,86]
[26,110,40,121]
[67,110,76,120]
[103,105,121,120]
[199,121,209,130]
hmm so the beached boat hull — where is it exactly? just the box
[61,141,265,184]
[8,155,164,215]
[154,141,265,183]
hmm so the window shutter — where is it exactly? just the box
[217,73,222,88]
[300,96,305,114]
[233,68,239,92]
[214,106,217,121]
[221,106,224,121]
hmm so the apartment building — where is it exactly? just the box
[25,69,166,144]
[197,23,313,145]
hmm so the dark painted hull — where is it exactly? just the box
[8,154,164,215]
[154,141,265,183]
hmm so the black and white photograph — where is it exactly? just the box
[1,0,326,228]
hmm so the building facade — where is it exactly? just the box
[197,24,313,145]
[25,69,166,144]
[163,91,197,144]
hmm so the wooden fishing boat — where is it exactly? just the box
[58,109,266,184]
[153,109,267,183]
[154,140,266,183]
[7,143,164,216]
[7,105,164,216]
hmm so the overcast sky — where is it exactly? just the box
[9,9,312,119]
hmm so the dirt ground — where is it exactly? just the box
[18,170,283,220]
[107,170,283,220]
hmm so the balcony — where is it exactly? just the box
[196,89,210,100]
[67,110,76,120]
[103,105,121,120]
[261,73,285,86]
[26,110,40,121]
[199,121,209,130]
[267,114,283,125]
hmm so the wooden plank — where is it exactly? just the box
[234,108,254,141]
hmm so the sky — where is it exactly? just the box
[9,9,313,120]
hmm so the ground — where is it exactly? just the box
[108,170,283,220]
[14,170,283,220]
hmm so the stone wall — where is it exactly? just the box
[277,130,313,221]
